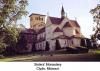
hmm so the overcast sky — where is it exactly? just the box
[18,0,99,38]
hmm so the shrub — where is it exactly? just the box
[16,34,27,53]
[80,38,87,47]
[86,39,93,49]
[0,42,6,54]
[55,39,61,50]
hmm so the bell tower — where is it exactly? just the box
[29,13,45,31]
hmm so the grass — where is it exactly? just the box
[0,49,100,61]
[89,49,100,54]
[0,49,67,62]
[94,50,100,54]
[0,54,40,62]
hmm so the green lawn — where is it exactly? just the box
[93,50,100,54]
[0,54,40,62]
[0,49,100,61]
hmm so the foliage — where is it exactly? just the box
[4,25,19,47]
[18,24,26,29]
[86,38,93,49]
[90,4,100,43]
[16,33,27,50]
[80,38,86,47]
[55,40,61,50]
[0,40,6,54]
[0,0,28,26]
[0,0,28,55]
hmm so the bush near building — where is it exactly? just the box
[55,40,61,50]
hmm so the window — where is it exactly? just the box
[41,18,43,21]
[35,17,38,20]
[39,17,41,20]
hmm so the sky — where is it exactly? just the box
[18,0,99,38]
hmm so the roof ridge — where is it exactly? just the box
[49,16,61,19]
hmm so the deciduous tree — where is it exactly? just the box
[90,4,100,44]
[0,0,28,54]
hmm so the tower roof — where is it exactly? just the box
[29,13,46,17]
[49,16,62,25]
[61,6,65,13]
[61,6,65,19]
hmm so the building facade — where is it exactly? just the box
[29,13,46,32]
[45,6,83,51]
[16,29,37,53]
[34,6,83,51]
[36,27,46,51]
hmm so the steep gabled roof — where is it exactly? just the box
[63,20,80,28]
[63,22,73,28]
[75,29,80,34]
[49,17,63,25]
[53,27,63,32]
[21,29,36,34]
[69,20,80,27]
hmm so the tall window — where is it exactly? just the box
[41,18,43,21]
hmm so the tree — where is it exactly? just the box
[16,34,27,50]
[4,25,19,47]
[0,39,6,54]
[0,0,28,26]
[55,40,61,50]
[86,38,93,49]
[90,4,100,44]
[0,0,28,55]
[0,29,7,54]
[3,25,20,55]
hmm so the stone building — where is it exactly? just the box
[29,13,46,32]
[33,6,83,51]
[36,27,46,51]
[45,6,83,51]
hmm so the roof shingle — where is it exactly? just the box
[63,20,80,28]
[49,17,62,25]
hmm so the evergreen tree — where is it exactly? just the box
[86,38,93,49]
[55,40,61,50]
[80,38,86,47]
[17,34,27,50]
